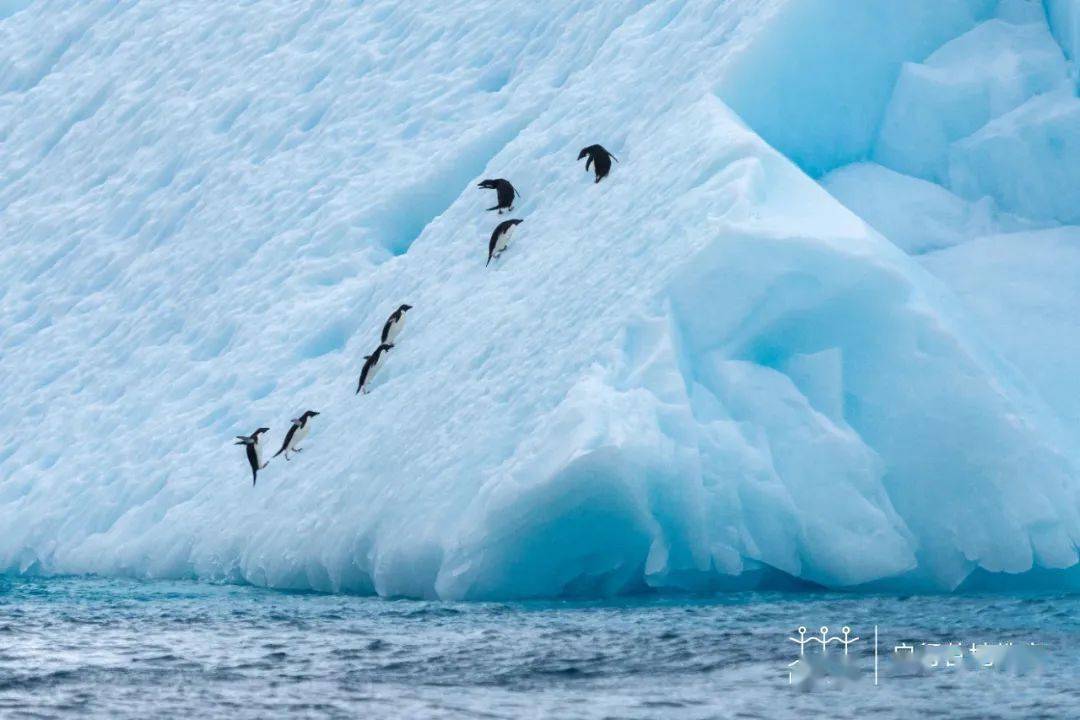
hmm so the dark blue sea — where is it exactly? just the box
[1,577,1077,718]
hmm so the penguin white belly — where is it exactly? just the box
[253,439,264,466]
[370,355,385,379]
[290,423,310,450]
[494,230,511,256]
[386,317,403,343]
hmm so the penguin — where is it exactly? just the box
[234,427,270,485]
[577,145,618,183]
[487,218,523,267]
[477,178,520,213]
[380,304,413,345]
[273,410,320,461]
[356,343,394,395]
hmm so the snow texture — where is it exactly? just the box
[1,0,1079,599]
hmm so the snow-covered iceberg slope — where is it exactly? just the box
[2,0,1079,599]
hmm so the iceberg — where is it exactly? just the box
[1,0,1079,599]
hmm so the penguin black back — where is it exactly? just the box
[356,343,394,394]
[487,218,523,266]
[273,410,319,459]
[381,303,413,344]
[478,178,520,213]
[577,145,618,183]
[235,427,270,485]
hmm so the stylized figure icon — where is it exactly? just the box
[837,626,860,655]
[788,626,812,656]
[788,625,860,656]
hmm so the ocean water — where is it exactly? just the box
[1,577,1077,719]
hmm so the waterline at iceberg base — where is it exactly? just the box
[2,0,1080,600]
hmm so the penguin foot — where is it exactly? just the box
[295,448,303,452]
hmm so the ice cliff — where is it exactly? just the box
[2,0,1079,598]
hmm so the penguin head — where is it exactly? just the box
[301,410,320,420]
[577,148,589,160]
[477,179,495,189]
[398,303,412,313]
[509,218,523,227]
[380,343,394,352]
[255,427,270,436]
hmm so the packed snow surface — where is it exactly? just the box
[2,0,1079,599]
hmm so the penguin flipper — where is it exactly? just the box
[585,156,592,172]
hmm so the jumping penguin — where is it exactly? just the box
[381,304,413,345]
[273,411,320,461]
[577,145,618,183]
[356,343,394,395]
[487,218,523,266]
[235,427,270,486]
[477,178,520,213]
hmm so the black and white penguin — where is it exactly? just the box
[273,411,320,461]
[487,218,523,266]
[380,304,413,345]
[234,427,270,485]
[477,178,520,213]
[356,343,394,395]
[577,145,618,183]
